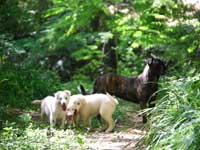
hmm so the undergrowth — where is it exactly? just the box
[0,111,86,150]
[0,123,86,150]
[143,75,200,150]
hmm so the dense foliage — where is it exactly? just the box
[143,75,200,149]
[0,0,200,149]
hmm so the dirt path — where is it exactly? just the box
[84,112,146,150]
[85,129,145,150]
[13,108,146,150]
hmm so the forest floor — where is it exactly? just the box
[12,100,146,150]
[84,112,146,150]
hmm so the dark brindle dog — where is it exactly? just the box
[80,56,167,123]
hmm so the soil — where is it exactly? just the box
[84,112,146,150]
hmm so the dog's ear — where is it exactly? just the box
[64,90,71,96]
[79,95,86,105]
[146,58,153,65]
[54,91,60,99]
[150,53,157,59]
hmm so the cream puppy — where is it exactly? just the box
[32,90,71,128]
[66,93,118,132]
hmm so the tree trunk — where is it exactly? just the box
[102,38,118,74]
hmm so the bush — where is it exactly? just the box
[0,62,61,108]
[143,75,200,149]
[0,33,62,108]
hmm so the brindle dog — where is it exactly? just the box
[80,56,167,123]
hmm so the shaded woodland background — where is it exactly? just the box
[0,0,200,149]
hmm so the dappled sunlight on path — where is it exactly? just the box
[85,128,145,150]
[85,113,146,150]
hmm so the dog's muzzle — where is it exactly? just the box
[74,109,78,116]
[62,103,67,111]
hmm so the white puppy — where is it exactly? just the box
[66,93,118,132]
[32,90,71,128]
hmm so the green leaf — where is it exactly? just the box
[131,42,140,48]
[187,41,198,53]
[133,31,142,37]
[152,14,167,20]
[76,136,84,145]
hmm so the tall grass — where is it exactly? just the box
[143,75,200,150]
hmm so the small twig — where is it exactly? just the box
[123,135,145,149]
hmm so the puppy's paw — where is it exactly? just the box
[86,127,95,132]
[105,129,114,133]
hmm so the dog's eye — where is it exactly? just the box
[77,102,80,105]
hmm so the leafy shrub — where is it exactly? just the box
[143,75,200,150]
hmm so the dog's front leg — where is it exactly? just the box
[73,115,79,127]
[61,118,65,128]
[83,116,91,128]
[139,101,147,123]
[83,117,92,132]
[83,118,88,127]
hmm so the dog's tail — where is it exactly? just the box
[106,92,119,105]
[32,100,42,104]
[79,84,87,95]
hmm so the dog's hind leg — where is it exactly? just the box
[100,107,115,132]
[41,112,45,120]
[101,114,114,132]
[41,111,48,123]
[49,114,55,127]
[99,119,108,132]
